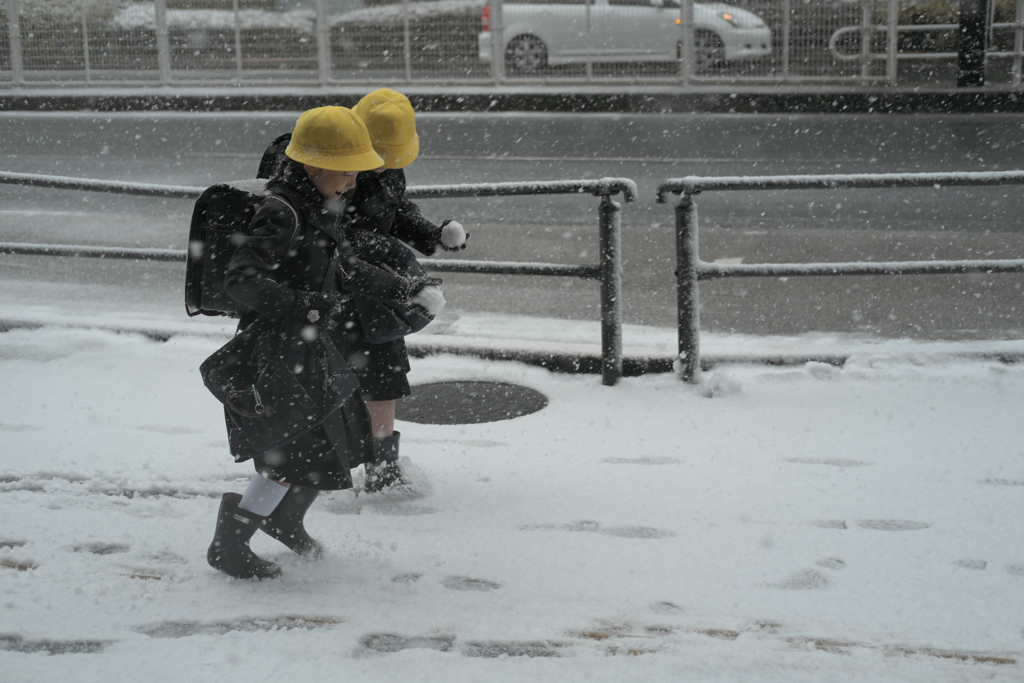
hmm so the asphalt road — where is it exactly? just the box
[1,111,1023,340]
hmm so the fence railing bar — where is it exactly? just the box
[0,171,205,199]
[698,258,1024,279]
[0,242,185,261]
[657,170,1024,201]
[408,179,636,203]
[0,172,635,204]
[422,259,600,279]
[0,244,603,285]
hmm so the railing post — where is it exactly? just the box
[7,0,24,86]
[489,0,505,82]
[231,0,244,80]
[958,0,991,86]
[598,194,623,386]
[154,0,171,84]
[676,192,700,383]
[316,0,332,83]
[1015,0,1024,85]
[80,0,92,83]
[402,0,413,81]
[886,0,899,84]
[781,0,791,78]
[679,0,694,82]
[859,0,872,82]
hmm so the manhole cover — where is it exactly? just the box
[396,381,548,425]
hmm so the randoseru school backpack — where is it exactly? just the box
[184,178,297,318]
[186,131,293,318]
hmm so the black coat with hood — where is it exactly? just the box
[222,159,427,488]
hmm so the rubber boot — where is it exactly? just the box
[261,485,323,558]
[364,431,405,493]
[207,492,281,580]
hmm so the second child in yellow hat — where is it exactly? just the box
[348,88,469,494]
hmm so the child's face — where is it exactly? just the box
[304,165,359,199]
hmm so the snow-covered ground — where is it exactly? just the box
[2,310,1023,682]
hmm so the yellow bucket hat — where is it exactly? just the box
[285,106,384,172]
[352,88,420,169]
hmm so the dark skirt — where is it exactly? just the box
[332,326,412,401]
[252,396,373,490]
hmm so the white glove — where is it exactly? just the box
[440,220,468,251]
[410,285,446,317]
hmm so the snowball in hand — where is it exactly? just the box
[440,221,467,249]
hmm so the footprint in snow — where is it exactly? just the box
[73,542,130,555]
[0,634,108,655]
[134,616,341,638]
[650,601,686,615]
[441,576,501,592]
[769,569,831,590]
[391,573,422,584]
[359,634,564,658]
[815,558,846,570]
[856,519,931,531]
[953,559,987,570]
[360,633,455,654]
[602,457,681,465]
[522,520,675,539]
[786,458,873,468]
[811,520,848,530]
[462,640,566,658]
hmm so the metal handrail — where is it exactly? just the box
[657,170,1024,383]
[0,171,632,384]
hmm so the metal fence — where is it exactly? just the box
[656,170,1024,383]
[2,0,1021,87]
[0,169,632,385]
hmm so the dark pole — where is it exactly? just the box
[957,0,991,87]
[676,193,700,383]
[598,194,623,386]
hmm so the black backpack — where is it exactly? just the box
[187,132,293,318]
[184,178,298,318]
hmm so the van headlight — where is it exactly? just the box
[720,11,767,29]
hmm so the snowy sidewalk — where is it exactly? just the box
[1,316,1024,682]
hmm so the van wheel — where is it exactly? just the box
[505,35,548,74]
[693,30,726,73]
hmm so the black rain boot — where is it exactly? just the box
[261,485,323,558]
[207,492,281,580]
[364,431,406,494]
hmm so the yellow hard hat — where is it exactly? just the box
[285,106,384,172]
[352,88,420,169]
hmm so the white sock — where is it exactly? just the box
[238,474,289,517]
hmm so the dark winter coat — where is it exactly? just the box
[349,168,445,256]
[340,168,449,400]
[222,159,423,488]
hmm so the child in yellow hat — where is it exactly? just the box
[348,88,468,494]
[208,106,441,579]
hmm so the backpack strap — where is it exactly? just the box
[265,192,340,296]
[264,193,301,254]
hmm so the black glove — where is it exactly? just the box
[390,275,443,303]
[438,219,469,252]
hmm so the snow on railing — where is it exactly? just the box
[656,170,1024,202]
[658,170,1024,383]
[0,171,631,385]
